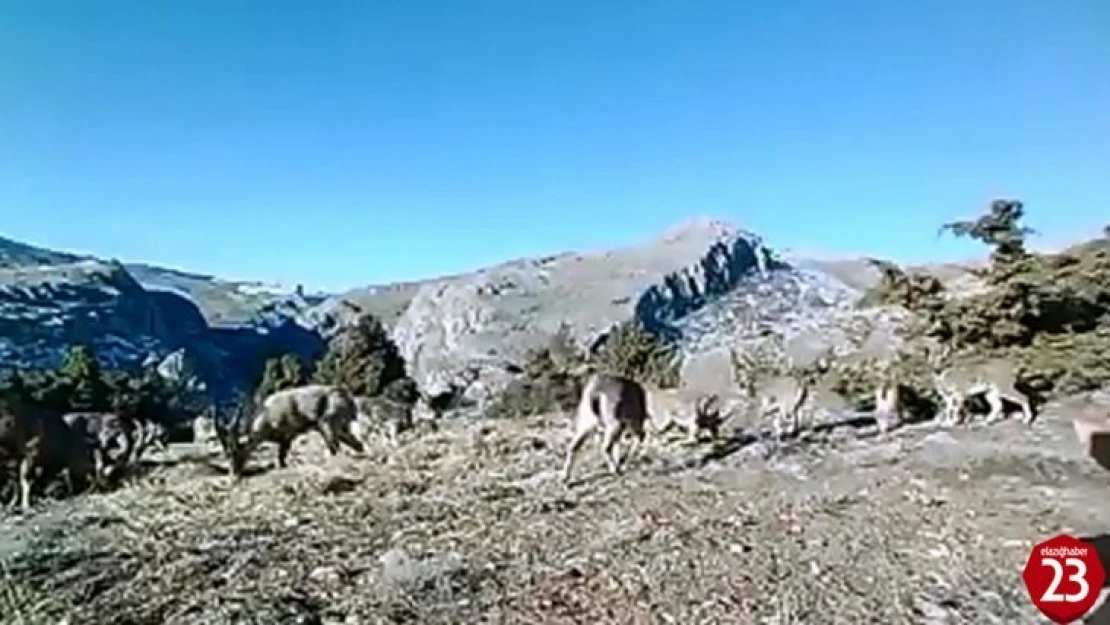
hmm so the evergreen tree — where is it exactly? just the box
[58,343,111,411]
[255,353,307,400]
[313,313,407,396]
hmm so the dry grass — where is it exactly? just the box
[2,394,1110,624]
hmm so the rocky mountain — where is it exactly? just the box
[385,218,915,404]
[0,235,325,398]
[0,221,966,406]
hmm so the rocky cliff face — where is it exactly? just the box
[0,244,324,399]
[0,220,914,407]
[389,218,895,402]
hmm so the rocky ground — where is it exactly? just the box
[2,392,1108,625]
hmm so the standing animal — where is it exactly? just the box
[0,398,96,511]
[731,349,812,439]
[561,373,649,484]
[872,377,903,434]
[61,412,137,484]
[926,346,1035,426]
[855,356,904,434]
[646,388,725,443]
[216,384,366,478]
[192,408,219,446]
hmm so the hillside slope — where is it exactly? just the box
[3,390,1107,623]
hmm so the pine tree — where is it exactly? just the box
[313,313,407,396]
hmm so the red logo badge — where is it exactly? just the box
[1022,534,1106,623]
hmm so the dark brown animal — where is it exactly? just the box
[0,398,96,511]
[61,412,137,483]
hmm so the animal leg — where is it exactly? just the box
[983,390,1006,424]
[621,421,646,470]
[336,424,367,454]
[561,414,596,484]
[318,425,342,456]
[18,457,39,513]
[276,440,292,468]
[1015,393,1035,425]
[600,421,625,475]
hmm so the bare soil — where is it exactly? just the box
[2,393,1109,625]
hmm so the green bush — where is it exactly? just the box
[857,198,1110,402]
[592,320,681,388]
[485,324,584,420]
[313,312,408,397]
[254,353,306,401]
[485,320,681,419]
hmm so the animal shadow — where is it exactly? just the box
[698,430,760,465]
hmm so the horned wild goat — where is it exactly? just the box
[926,345,1035,426]
[561,372,650,484]
[216,384,366,478]
[0,398,96,511]
[646,387,726,443]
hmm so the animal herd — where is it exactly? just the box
[0,336,1105,513]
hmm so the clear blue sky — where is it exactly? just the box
[2,1,1107,291]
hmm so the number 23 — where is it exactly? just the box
[1041,557,1090,603]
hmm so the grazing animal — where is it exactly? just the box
[0,398,96,511]
[646,388,725,443]
[561,372,649,484]
[216,384,366,478]
[61,412,137,483]
[926,346,1035,426]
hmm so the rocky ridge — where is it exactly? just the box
[0,236,325,398]
[388,218,904,403]
[1,221,929,405]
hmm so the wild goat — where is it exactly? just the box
[61,412,137,483]
[192,408,219,446]
[561,372,649,484]
[0,398,96,511]
[216,384,366,478]
[872,374,903,434]
[646,388,725,443]
[731,348,817,439]
[847,355,904,434]
[926,345,1035,426]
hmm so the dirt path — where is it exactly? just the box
[2,394,1108,624]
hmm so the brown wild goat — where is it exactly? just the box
[926,345,1035,426]
[61,412,137,483]
[216,384,366,478]
[645,387,726,443]
[562,372,650,484]
[0,397,96,511]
